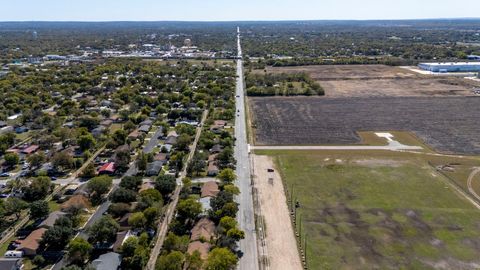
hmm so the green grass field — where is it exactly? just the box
[258,150,480,269]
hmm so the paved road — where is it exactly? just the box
[143,126,164,154]
[235,27,259,270]
[252,140,423,151]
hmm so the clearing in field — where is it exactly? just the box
[255,149,480,270]
[255,65,480,97]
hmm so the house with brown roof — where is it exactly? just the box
[187,241,211,260]
[61,195,91,213]
[18,228,47,256]
[100,119,113,127]
[208,154,218,163]
[154,153,169,163]
[207,162,219,176]
[201,181,219,198]
[210,120,227,134]
[128,129,141,140]
[191,218,216,242]
[139,180,155,193]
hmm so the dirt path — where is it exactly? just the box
[253,155,302,270]
[467,168,480,201]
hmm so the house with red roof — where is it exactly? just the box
[98,162,115,175]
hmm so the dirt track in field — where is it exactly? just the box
[253,155,303,270]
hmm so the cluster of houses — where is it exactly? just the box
[0,120,29,136]
[206,120,229,177]
[187,180,220,260]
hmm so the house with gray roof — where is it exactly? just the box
[91,252,121,270]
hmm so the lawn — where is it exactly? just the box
[258,150,480,269]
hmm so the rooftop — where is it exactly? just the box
[419,62,480,66]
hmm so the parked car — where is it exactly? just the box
[0,172,11,177]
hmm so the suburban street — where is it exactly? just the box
[143,126,164,154]
[145,110,208,270]
[235,27,259,270]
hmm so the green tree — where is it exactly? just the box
[176,134,192,151]
[128,212,147,230]
[115,147,131,171]
[4,152,19,167]
[177,198,202,222]
[68,238,92,264]
[30,200,50,220]
[219,216,237,233]
[52,151,74,171]
[155,174,177,197]
[137,152,148,172]
[111,187,137,203]
[41,217,74,249]
[226,228,245,241]
[24,176,51,201]
[217,169,236,184]
[143,207,159,228]
[156,251,185,270]
[87,175,112,204]
[205,248,238,270]
[186,250,204,270]
[223,185,240,196]
[80,162,96,179]
[27,152,46,169]
[4,197,28,219]
[78,134,96,151]
[108,202,131,218]
[138,188,163,210]
[120,176,142,191]
[163,232,189,253]
[87,216,119,244]
[112,129,128,146]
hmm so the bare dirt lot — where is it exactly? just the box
[258,65,480,97]
[250,96,480,154]
[253,155,303,270]
[261,65,418,80]
[320,78,476,97]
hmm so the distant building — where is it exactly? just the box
[418,62,480,73]
[468,55,480,60]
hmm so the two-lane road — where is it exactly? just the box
[235,27,259,270]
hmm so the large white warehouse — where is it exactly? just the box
[418,62,480,73]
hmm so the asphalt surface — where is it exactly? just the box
[143,126,164,154]
[235,27,259,270]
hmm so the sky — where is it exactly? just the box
[1,0,480,21]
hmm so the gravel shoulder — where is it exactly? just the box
[253,155,303,270]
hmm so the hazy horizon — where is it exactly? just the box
[2,0,480,22]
